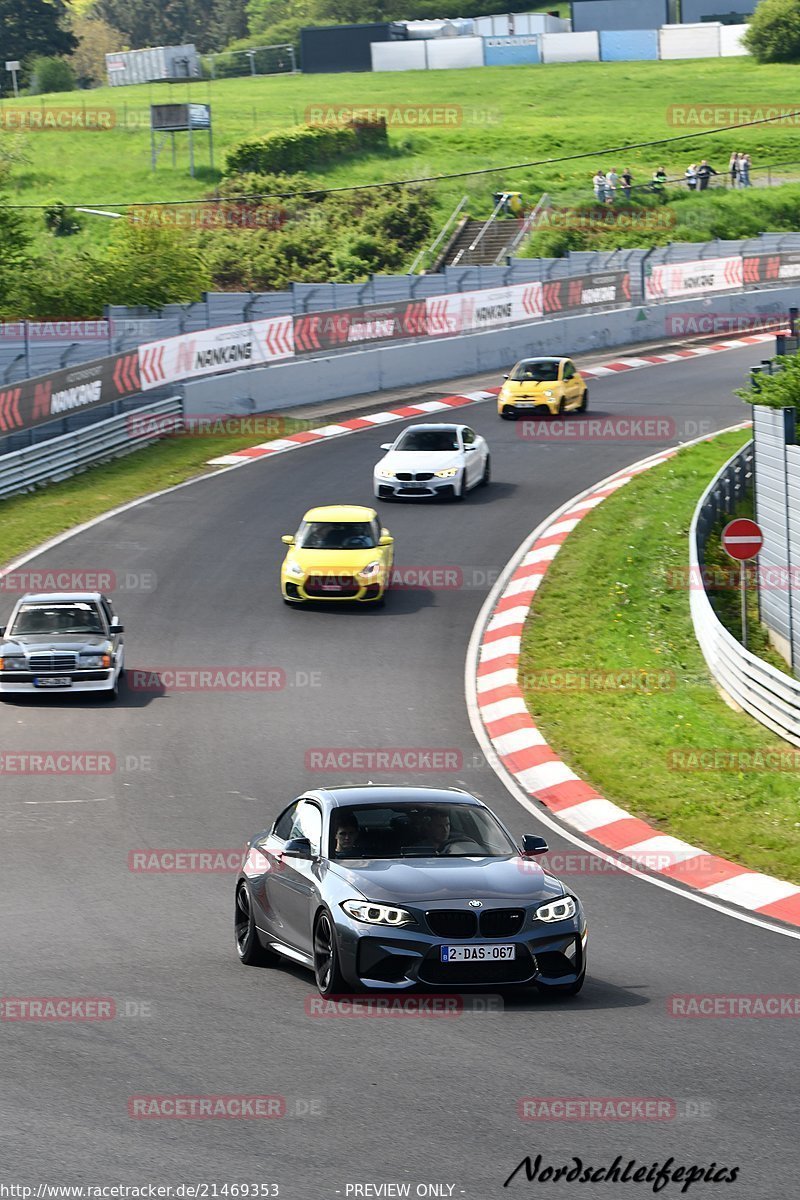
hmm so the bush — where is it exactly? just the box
[736,354,800,408]
[29,56,77,95]
[744,0,800,62]
[224,120,387,176]
[44,202,81,237]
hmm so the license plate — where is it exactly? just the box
[319,583,342,591]
[401,485,426,492]
[33,676,72,688]
[440,944,516,962]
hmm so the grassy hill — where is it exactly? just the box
[3,55,800,255]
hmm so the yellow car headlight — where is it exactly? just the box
[286,560,304,578]
[434,468,459,478]
[357,561,382,581]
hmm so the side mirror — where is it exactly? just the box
[379,534,393,547]
[281,534,295,546]
[464,444,476,451]
[283,837,312,859]
[502,374,509,380]
[112,623,125,634]
[521,834,549,856]
[380,443,393,451]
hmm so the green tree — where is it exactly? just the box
[102,222,211,308]
[96,0,244,53]
[744,0,800,62]
[29,55,77,93]
[0,0,77,70]
[68,13,125,87]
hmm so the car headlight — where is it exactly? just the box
[0,657,25,670]
[79,654,112,669]
[434,467,459,478]
[357,561,382,581]
[544,389,555,398]
[376,466,396,480]
[534,896,577,923]
[341,900,414,927]
[285,560,304,578]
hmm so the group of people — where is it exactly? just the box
[591,168,634,203]
[592,154,753,202]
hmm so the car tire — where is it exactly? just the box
[480,455,491,487]
[578,388,588,412]
[453,472,465,502]
[501,408,517,421]
[102,675,119,702]
[536,968,586,999]
[235,883,279,968]
[313,908,348,996]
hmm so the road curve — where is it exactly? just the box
[1,344,795,1200]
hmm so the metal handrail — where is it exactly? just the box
[451,193,508,267]
[408,195,469,275]
[495,192,550,264]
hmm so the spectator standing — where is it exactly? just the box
[652,166,668,193]
[697,160,717,191]
[592,170,606,203]
[740,154,752,187]
[729,152,740,188]
[621,168,633,201]
[685,163,698,191]
[606,167,619,203]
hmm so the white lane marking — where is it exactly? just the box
[557,798,631,832]
[516,760,580,793]
[479,696,530,724]
[492,727,548,756]
[24,798,110,805]
[701,874,800,909]
[476,666,519,694]
[621,835,705,865]
[464,424,800,942]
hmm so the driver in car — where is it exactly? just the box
[332,812,363,857]
[407,808,451,852]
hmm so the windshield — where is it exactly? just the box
[510,361,561,383]
[296,521,376,551]
[394,429,460,453]
[329,803,516,859]
[8,602,105,637]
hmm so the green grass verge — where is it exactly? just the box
[5,57,800,256]
[0,423,305,568]
[518,430,800,884]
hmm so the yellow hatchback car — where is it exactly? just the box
[497,357,588,420]
[280,505,394,606]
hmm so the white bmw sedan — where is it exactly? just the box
[373,423,490,502]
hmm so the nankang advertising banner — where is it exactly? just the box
[426,282,543,337]
[645,257,742,301]
[541,271,631,314]
[742,251,800,287]
[293,301,427,355]
[137,316,294,390]
[0,351,142,436]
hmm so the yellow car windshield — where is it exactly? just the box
[296,522,377,551]
[510,362,560,383]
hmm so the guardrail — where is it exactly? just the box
[497,193,550,264]
[408,195,468,275]
[0,396,181,500]
[690,440,800,747]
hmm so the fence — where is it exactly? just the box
[690,439,800,747]
[0,397,181,500]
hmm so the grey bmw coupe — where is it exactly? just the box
[235,786,587,997]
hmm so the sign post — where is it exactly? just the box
[5,61,20,99]
[721,518,764,649]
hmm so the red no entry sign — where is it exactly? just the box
[722,518,763,562]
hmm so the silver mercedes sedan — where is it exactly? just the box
[0,592,125,700]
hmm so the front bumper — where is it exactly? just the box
[498,394,558,415]
[282,576,385,603]
[374,473,460,500]
[335,913,587,991]
[0,669,116,694]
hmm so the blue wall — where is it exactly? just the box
[600,29,659,61]
[483,36,541,66]
[572,0,668,33]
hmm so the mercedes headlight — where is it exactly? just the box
[434,467,459,478]
[79,654,112,669]
[286,560,304,578]
[0,657,25,670]
[341,900,414,927]
[376,466,396,480]
[534,896,577,923]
